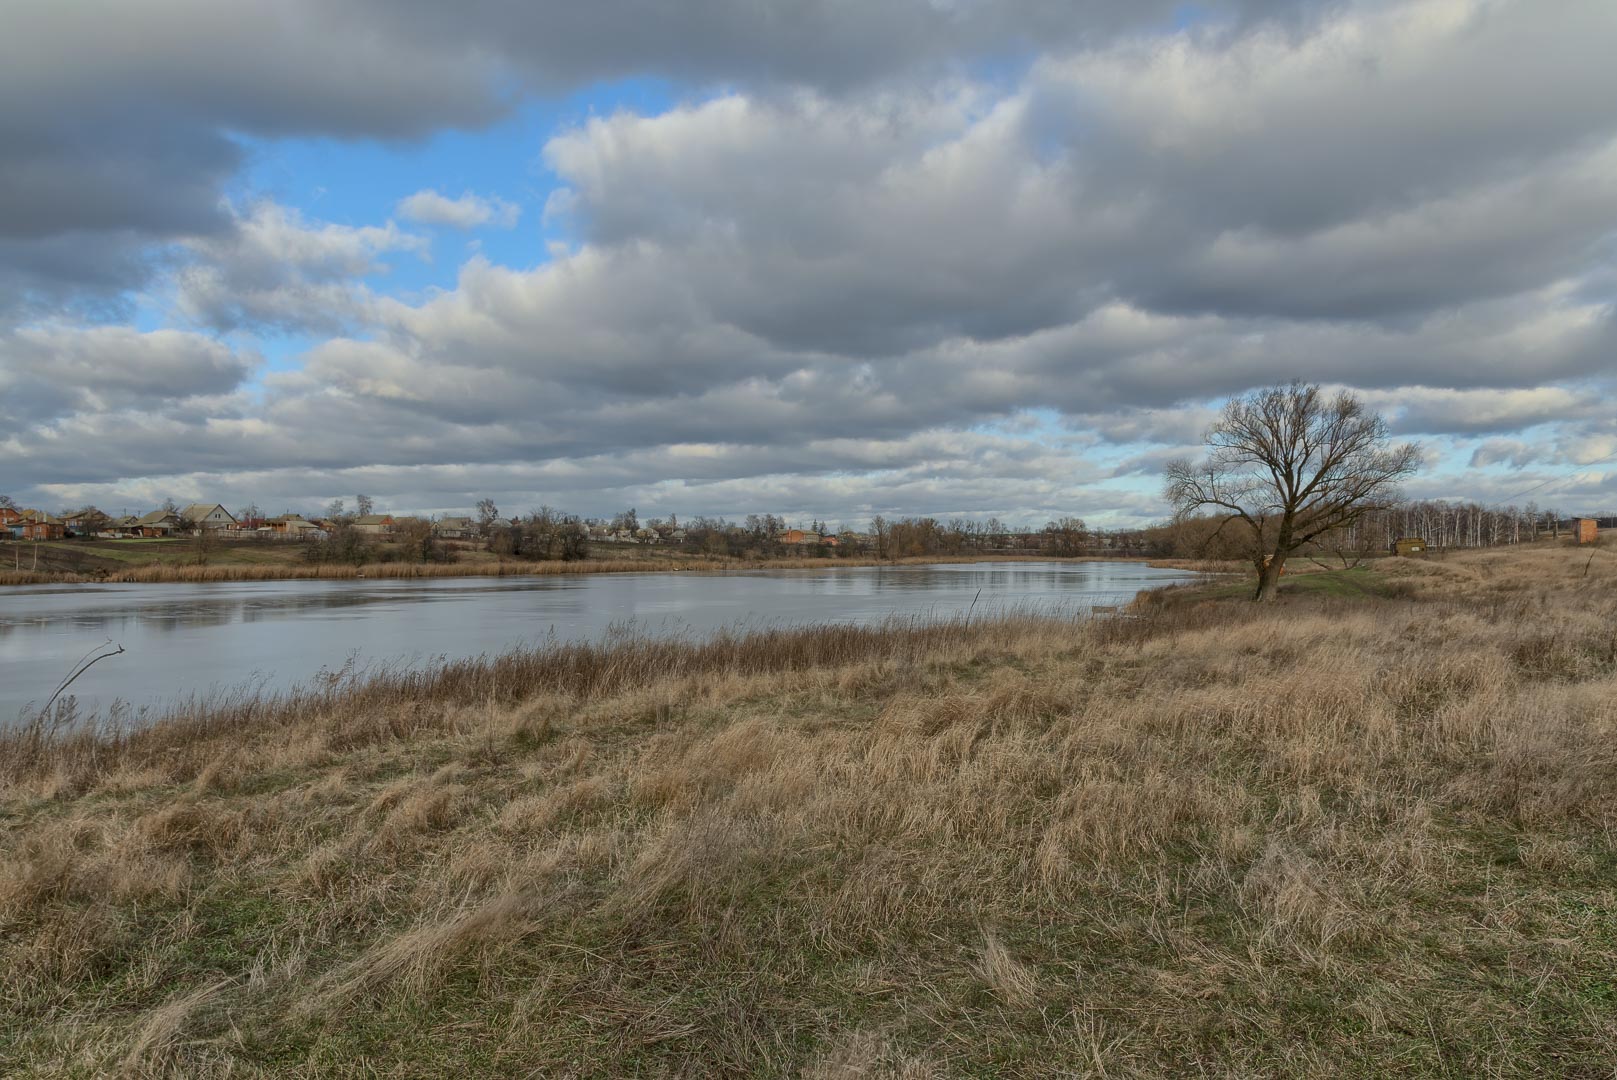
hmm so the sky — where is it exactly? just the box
[1,0,1614,528]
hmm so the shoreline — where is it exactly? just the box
[0,550,1199,588]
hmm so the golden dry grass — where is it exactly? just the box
[2,545,1616,1077]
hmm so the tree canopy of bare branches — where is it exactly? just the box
[1164,382,1420,600]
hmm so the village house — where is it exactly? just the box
[261,514,325,540]
[782,529,835,546]
[104,515,142,538]
[62,508,109,535]
[352,514,396,536]
[432,516,475,540]
[133,509,184,537]
[0,507,22,531]
[180,503,238,532]
[21,510,66,540]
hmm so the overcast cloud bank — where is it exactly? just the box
[2,0,1613,524]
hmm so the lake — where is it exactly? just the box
[0,560,1198,725]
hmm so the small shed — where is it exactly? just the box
[1393,537,1428,557]
[1575,518,1598,545]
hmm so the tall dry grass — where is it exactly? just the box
[3,545,1616,1077]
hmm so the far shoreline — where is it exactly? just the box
[0,550,1215,588]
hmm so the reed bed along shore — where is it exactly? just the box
[3,546,1615,1076]
[0,551,1059,588]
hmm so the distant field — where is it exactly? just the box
[0,538,1051,586]
[3,544,1614,1075]
[1,537,310,573]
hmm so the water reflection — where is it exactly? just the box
[1,561,1198,724]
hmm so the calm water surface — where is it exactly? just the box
[0,561,1197,724]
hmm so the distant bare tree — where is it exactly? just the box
[869,515,890,560]
[355,493,374,517]
[1042,517,1088,557]
[477,498,500,533]
[0,494,16,511]
[1164,382,1420,601]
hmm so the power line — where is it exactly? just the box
[1494,447,1617,506]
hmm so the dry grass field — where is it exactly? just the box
[2,544,1615,1076]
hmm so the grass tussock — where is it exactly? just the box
[3,546,1617,1076]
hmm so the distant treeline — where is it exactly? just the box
[14,491,1606,568]
[1153,500,1613,562]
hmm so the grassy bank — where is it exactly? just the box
[0,546,1057,587]
[3,547,1616,1076]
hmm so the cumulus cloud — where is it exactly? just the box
[0,0,1296,317]
[397,190,520,229]
[5,0,1616,522]
[1366,386,1600,437]
[0,326,254,444]
[176,202,426,332]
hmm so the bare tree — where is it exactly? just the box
[476,498,500,534]
[869,515,890,560]
[355,493,374,518]
[1042,517,1088,558]
[1164,382,1420,601]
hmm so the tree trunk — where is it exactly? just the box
[1254,552,1285,601]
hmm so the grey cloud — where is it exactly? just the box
[0,0,1290,318]
[9,0,1617,524]
[348,0,1277,95]
[1038,0,1617,237]
[0,327,252,420]
[0,327,257,491]
[535,6,1617,363]
[1469,440,1543,470]
[397,191,520,229]
[0,2,497,313]
[1365,385,1605,437]
[176,202,426,333]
